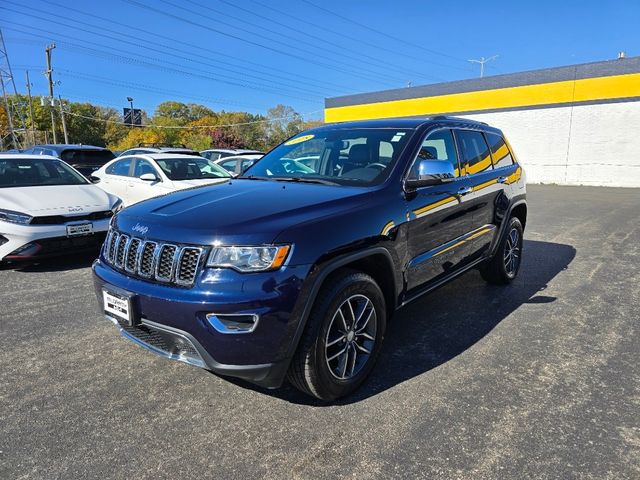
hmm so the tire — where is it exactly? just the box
[480,216,524,285]
[287,270,387,401]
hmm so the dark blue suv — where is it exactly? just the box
[93,117,527,400]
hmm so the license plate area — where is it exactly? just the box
[103,289,136,326]
[67,223,93,237]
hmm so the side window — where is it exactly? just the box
[485,132,514,168]
[209,153,221,160]
[219,159,237,172]
[409,129,460,178]
[134,159,158,177]
[106,158,132,176]
[455,130,493,175]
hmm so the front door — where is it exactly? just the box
[126,158,166,204]
[405,128,478,293]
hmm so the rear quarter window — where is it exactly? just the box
[455,130,493,175]
[485,132,514,168]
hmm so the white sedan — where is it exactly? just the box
[0,154,122,264]
[92,153,232,206]
[214,154,263,176]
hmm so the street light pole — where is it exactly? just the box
[127,96,134,126]
[468,55,499,78]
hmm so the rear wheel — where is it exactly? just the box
[287,271,386,401]
[480,217,524,284]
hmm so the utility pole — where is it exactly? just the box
[0,28,27,149]
[45,43,57,143]
[25,70,36,146]
[0,75,18,148]
[468,55,498,78]
[57,95,69,143]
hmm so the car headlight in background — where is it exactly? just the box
[0,209,33,225]
[207,245,291,272]
[111,199,124,214]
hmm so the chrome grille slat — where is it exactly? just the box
[115,234,129,268]
[103,228,203,287]
[139,241,157,278]
[155,244,178,282]
[125,238,141,273]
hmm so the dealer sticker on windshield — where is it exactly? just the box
[285,134,315,145]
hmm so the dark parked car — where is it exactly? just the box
[23,144,115,178]
[118,143,201,157]
[93,117,527,400]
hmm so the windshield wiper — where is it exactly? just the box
[239,175,271,181]
[273,177,340,186]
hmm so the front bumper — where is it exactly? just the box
[0,219,110,262]
[93,258,313,388]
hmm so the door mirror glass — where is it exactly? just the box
[139,172,158,182]
[405,160,455,188]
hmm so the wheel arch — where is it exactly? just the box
[284,247,399,361]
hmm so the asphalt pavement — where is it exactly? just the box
[1,184,639,479]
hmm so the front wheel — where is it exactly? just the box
[480,217,524,284]
[287,271,386,401]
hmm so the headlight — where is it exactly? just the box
[111,199,124,213]
[0,209,32,225]
[207,245,291,272]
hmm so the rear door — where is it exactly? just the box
[101,158,133,201]
[453,129,505,260]
[405,128,478,292]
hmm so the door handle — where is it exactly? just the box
[456,186,473,196]
[497,176,508,184]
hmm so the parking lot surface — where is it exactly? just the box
[1,184,639,479]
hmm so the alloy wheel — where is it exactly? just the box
[503,227,521,277]
[324,294,377,380]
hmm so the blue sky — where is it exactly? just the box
[2,0,639,120]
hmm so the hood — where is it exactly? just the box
[0,184,117,216]
[114,179,373,245]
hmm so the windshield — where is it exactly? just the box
[243,128,414,186]
[0,158,88,188]
[155,156,232,181]
[60,149,115,166]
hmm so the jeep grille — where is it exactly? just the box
[103,229,205,287]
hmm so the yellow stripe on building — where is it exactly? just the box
[325,72,640,123]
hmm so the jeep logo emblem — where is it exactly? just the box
[132,223,149,236]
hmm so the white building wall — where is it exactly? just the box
[464,101,640,188]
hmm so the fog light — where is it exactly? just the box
[206,313,259,334]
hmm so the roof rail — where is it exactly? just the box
[137,143,188,148]
[430,115,488,125]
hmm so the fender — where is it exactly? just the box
[489,197,527,257]
[283,246,399,362]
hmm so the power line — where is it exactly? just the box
[38,0,354,94]
[300,0,469,66]
[0,23,320,103]
[60,106,323,129]
[122,0,401,88]
[187,0,443,83]
[249,0,470,74]
[156,0,411,86]
[1,6,330,100]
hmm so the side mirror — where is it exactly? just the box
[405,160,455,189]
[139,173,158,182]
[89,175,101,184]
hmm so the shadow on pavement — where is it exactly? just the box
[2,252,99,273]
[232,239,576,406]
